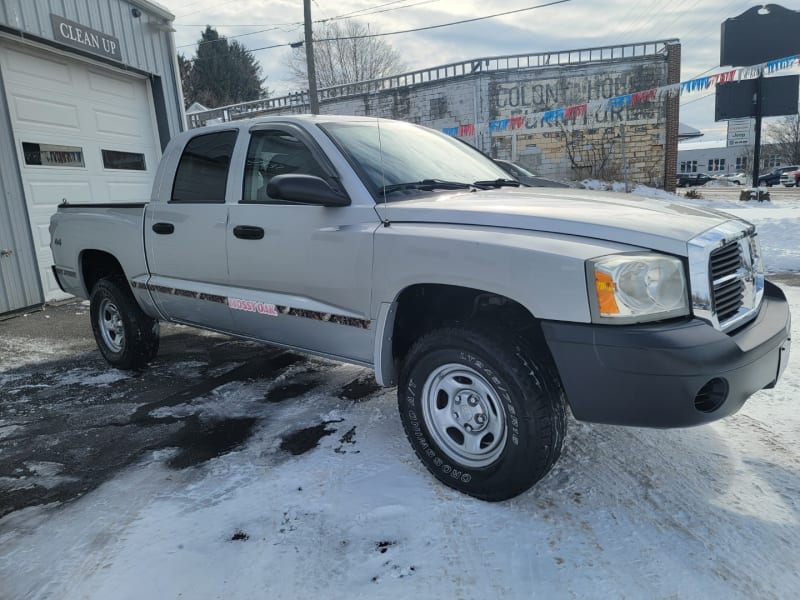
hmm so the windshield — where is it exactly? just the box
[319,120,511,200]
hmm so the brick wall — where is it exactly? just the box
[663,43,682,192]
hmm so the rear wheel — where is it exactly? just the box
[90,278,159,370]
[398,323,566,501]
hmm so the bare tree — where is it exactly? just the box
[765,113,800,165]
[288,20,405,88]
[561,126,621,180]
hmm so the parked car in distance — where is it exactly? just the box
[494,159,570,188]
[715,172,745,185]
[779,169,800,187]
[676,172,714,187]
[758,165,800,187]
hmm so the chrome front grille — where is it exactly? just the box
[688,222,764,332]
[710,242,745,322]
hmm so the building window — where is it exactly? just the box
[430,97,448,120]
[102,150,147,171]
[735,156,748,171]
[171,130,238,203]
[763,156,781,168]
[22,142,84,167]
[680,160,697,173]
[708,158,725,172]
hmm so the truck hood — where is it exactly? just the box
[374,188,745,255]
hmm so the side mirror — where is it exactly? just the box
[266,174,350,207]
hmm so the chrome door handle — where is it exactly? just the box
[0,249,13,257]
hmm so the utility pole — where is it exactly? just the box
[751,73,763,191]
[303,0,319,115]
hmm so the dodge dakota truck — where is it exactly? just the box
[50,115,792,501]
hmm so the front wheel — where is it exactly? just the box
[90,278,160,370]
[398,324,567,501]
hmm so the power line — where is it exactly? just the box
[181,0,573,55]
[177,25,302,49]
[313,0,573,42]
[332,0,438,20]
[175,0,442,49]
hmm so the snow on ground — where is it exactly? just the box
[0,189,798,599]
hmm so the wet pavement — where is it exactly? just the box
[0,301,379,518]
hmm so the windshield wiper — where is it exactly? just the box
[380,179,474,195]
[471,178,521,189]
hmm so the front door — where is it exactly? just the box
[145,130,238,331]
[226,126,378,363]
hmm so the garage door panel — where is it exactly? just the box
[88,69,138,100]
[33,222,53,254]
[106,181,151,201]
[27,180,94,205]
[93,109,142,138]
[13,95,81,130]
[3,47,73,86]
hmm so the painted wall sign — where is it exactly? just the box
[50,14,122,62]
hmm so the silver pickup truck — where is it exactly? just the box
[50,115,791,501]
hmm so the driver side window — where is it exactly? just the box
[242,129,326,203]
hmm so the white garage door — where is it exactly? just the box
[0,41,161,301]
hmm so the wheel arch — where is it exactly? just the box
[373,283,547,386]
[80,249,128,296]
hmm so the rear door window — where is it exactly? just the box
[171,130,238,203]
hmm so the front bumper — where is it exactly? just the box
[541,280,791,428]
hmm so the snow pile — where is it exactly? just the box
[582,179,627,192]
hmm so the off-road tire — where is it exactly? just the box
[398,323,567,501]
[89,277,159,370]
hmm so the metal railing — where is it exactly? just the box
[187,39,679,128]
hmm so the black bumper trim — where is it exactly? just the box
[541,280,791,428]
[51,266,74,294]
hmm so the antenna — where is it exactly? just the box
[377,117,390,226]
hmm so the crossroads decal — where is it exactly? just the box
[228,297,279,316]
[131,281,370,329]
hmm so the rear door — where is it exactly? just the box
[145,130,237,330]
[226,125,378,363]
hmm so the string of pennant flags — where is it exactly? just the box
[441,53,800,136]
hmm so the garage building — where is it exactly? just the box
[0,0,184,316]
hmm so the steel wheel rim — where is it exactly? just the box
[98,298,125,353]
[421,363,508,468]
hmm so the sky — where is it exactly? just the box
[163,0,795,143]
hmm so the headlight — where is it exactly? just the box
[587,253,689,323]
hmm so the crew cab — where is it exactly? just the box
[779,169,800,187]
[50,116,792,501]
